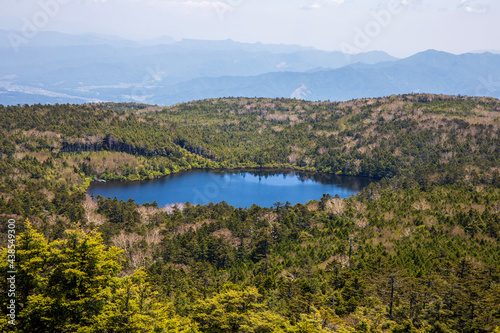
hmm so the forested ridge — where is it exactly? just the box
[0,94,500,332]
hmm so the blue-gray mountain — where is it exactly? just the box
[156,50,500,105]
[0,31,499,105]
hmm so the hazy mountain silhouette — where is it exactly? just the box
[1,31,498,105]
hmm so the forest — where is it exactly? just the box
[0,94,499,332]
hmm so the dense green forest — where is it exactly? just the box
[0,94,499,332]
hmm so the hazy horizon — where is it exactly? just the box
[3,27,500,59]
[1,0,500,58]
[2,0,500,106]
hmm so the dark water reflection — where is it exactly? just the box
[87,169,375,208]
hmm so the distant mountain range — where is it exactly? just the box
[153,50,500,105]
[1,30,499,105]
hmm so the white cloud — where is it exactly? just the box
[301,0,346,10]
[167,1,230,9]
[465,6,487,13]
[301,2,321,10]
[78,0,109,3]
[458,0,490,14]
[132,0,229,8]
[88,0,231,10]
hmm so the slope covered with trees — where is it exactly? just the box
[0,94,499,332]
[159,94,500,180]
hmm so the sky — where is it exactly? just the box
[0,0,499,57]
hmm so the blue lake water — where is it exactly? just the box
[87,170,374,208]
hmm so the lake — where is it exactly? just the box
[87,170,375,208]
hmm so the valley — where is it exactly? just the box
[0,94,499,331]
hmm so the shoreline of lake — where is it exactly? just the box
[89,166,379,186]
[87,168,376,208]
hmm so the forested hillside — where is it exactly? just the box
[0,94,499,332]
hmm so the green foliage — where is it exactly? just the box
[0,222,199,332]
[86,270,198,333]
[1,95,500,331]
[191,284,325,332]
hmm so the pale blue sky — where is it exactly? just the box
[1,0,499,57]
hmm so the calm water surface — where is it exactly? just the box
[87,170,375,208]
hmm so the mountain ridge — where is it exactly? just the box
[1,32,499,105]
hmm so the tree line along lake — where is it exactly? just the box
[87,169,376,208]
